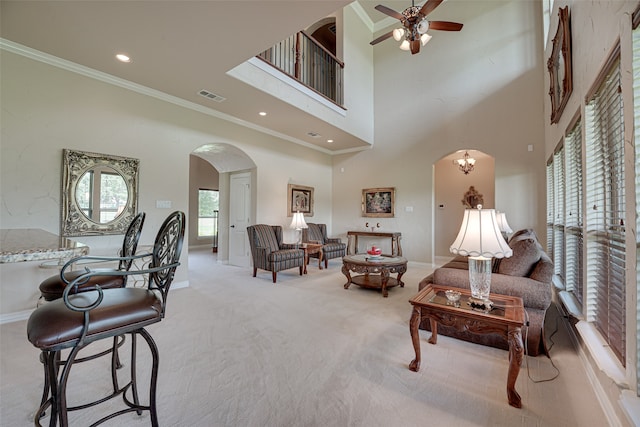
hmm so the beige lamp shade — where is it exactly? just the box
[496,212,513,234]
[450,205,512,259]
[289,212,307,230]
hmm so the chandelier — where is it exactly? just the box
[456,151,476,175]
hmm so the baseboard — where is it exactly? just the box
[0,309,34,324]
[171,280,189,290]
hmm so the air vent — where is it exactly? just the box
[307,132,321,138]
[198,89,226,102]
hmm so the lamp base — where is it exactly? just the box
[468,256,492,298]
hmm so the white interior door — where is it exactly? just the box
[229,172,251,267]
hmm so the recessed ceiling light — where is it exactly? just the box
[259,112,267,116]
[116,54,131,63]
[327,139,334,143]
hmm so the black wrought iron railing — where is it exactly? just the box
[257,31,344,106]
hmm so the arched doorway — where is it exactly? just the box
[190,143,257,267]
[433,149,495,259]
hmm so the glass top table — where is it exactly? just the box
[408,284,525,408]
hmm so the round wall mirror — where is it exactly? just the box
[61,149,139,236]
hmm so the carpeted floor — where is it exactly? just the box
[1,248,610,426]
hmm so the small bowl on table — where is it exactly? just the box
[445,290,461,306]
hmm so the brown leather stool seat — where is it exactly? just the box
[28,288,162,350]
[38,271,125,302]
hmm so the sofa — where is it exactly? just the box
[418,229,553,356]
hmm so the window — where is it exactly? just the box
[632,13,640,393]
[565,118,584,304]
[76,167,128,223]
[546,159,554,258]
[552,144,566,280]
[198,189,219,238]
[585,47,626,365]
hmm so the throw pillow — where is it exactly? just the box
[530,253,554,283]
[498,238,541,277]
[508,229,538,244]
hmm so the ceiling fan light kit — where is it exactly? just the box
[393,28,405,41]
[370,0,463,55]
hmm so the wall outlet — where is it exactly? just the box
[156,200,172,209]
[405,206,413,212]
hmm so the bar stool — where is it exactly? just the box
[34,212,145,416]
[27,211,185,426]
[38,212,146,304]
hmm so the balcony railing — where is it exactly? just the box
[257,31,344,106]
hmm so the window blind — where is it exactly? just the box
[546,159,554,258]
[631,18,640,395]
[553,145,566,280]
[585,53,626,365]
[565,119,584,304]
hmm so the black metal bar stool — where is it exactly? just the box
[27,211,185,426]
[35,212,145,416]
[38,212,146,304]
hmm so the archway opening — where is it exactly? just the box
[433,149,495,259]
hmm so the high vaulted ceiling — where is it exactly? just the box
[1,1,361,152]
[1,1,467,153]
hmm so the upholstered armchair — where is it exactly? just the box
[302,223,346,268]
[247,224,305,283]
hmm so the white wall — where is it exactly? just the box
[332,0,546,263]
[542,1,639,424]
[0,50,334,315]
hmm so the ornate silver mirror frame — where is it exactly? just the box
[61,149,139,236]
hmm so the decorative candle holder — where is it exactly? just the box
[365,222,381,232]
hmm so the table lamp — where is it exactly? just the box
[449,205,512,310]
[289,211,308,247]
[496,211,513,241]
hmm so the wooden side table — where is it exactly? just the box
[346,231,402,256]
[301,243,323,274]
[408,284,525,408]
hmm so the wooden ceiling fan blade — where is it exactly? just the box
[410,39,421,54]
[370,31,394,46]
[419,0,444,17]
[374,4,405,21]
[428,21,463,31]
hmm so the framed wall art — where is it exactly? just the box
[362,187,395,218]
[548,6,572,124]
[287,184,314,216]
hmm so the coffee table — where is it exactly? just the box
[408,284,525,408]
[341,254,407,297]
[301,243,323,274]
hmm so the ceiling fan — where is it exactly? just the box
[370,0,463,55]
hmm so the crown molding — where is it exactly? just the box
[0,38,344,156]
